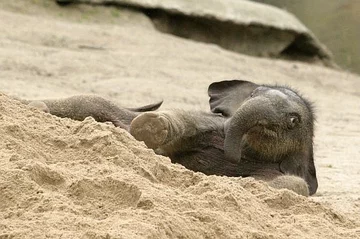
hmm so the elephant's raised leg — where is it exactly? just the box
[129,110,224,155]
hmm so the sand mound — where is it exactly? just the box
[0,94,358,238]
[1,0,360,238]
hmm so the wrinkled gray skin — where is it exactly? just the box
[21,95,163,130]
[130,80,317,196]
[21,80,317,196]
[208,80,317,195]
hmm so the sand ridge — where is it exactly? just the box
[0,94,359,238]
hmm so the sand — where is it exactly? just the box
[0,1,359,238]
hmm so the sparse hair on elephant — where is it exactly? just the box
[19,80,318,196]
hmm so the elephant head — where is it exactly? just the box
[208,80,318,195]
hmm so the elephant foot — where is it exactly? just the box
[268,175,309,196]
[130,112,170,149]
[28,101,49,113]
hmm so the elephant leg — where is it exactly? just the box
[129,110,224,155]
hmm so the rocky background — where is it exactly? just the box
[254,0,360,74]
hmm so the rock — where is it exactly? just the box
[56,0,334,66]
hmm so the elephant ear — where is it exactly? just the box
[279,144,318,195]
[208,80,259,117]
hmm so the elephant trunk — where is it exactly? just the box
[224,97,284,163]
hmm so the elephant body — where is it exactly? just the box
[21,80,318,196]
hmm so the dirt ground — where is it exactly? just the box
[0,1,359,238]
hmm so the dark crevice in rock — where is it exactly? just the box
[55,0,334,66]
[145,9,295,57]
[143,9,333,66]
[280,34,326,58]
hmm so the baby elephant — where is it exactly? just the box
[130,80,317,196]
[23,80,318,196]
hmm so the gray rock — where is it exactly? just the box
[56,0,334,66]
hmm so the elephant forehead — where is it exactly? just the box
[266,89,288,99]
[263,88,303,106]
[250,90,304,116]
[258,87,299,99]
[241,87,305,114]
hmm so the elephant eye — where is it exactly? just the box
[288,114,300,129]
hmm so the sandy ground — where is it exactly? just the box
[0,1,359,238]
